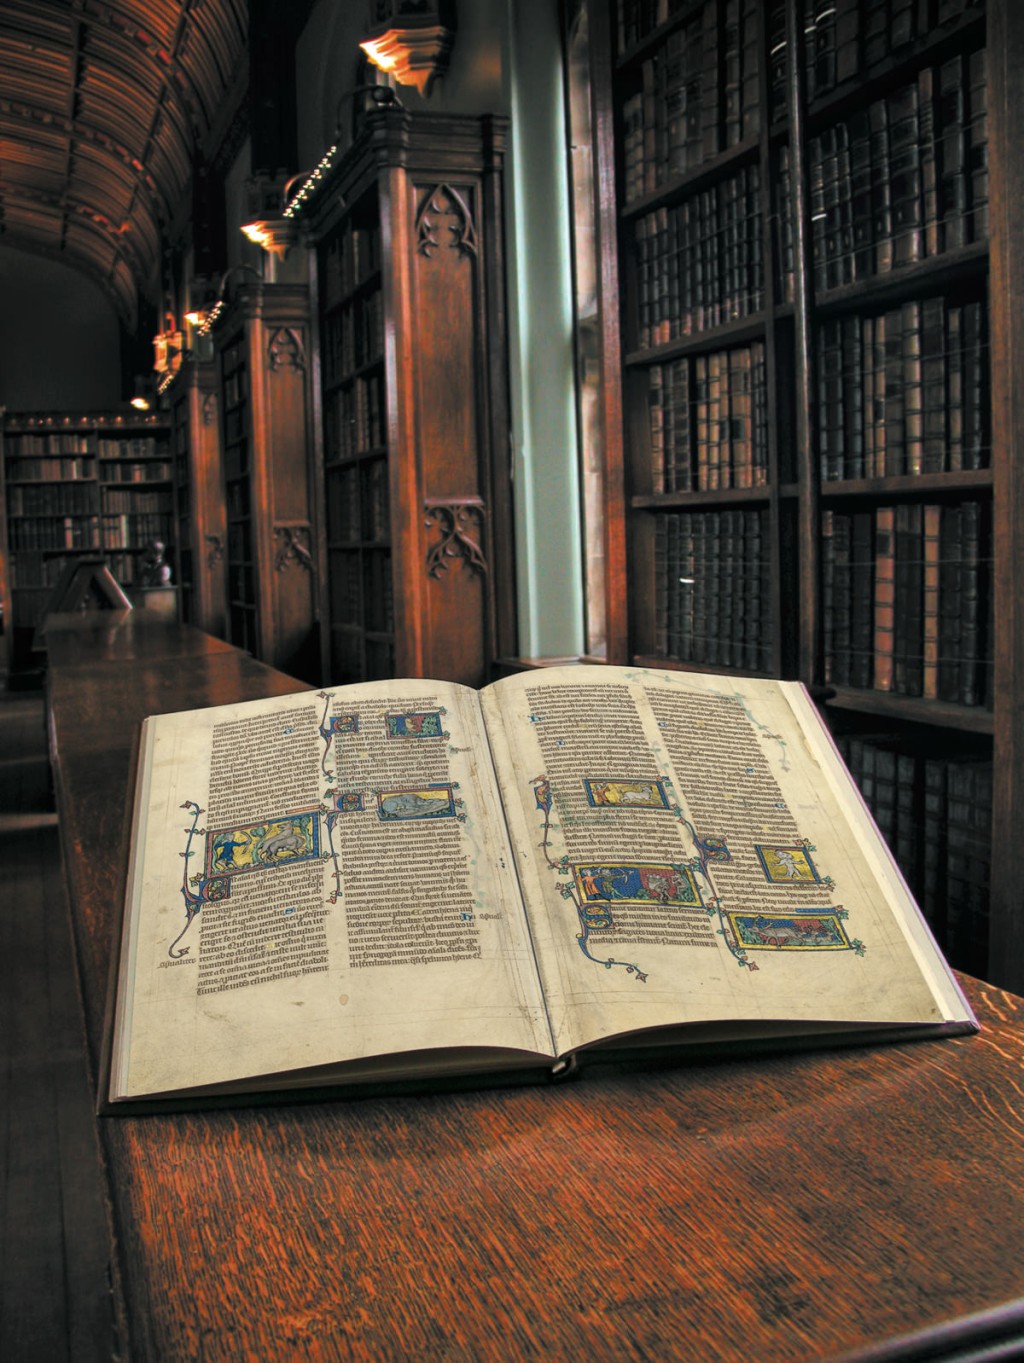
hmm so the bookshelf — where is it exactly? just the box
[166,356,227,638]
[1,409,173,668]
[210,282,319,680]
[303,107,515,688]
[592,0,1023,985]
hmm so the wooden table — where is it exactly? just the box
[46,621,1024,1362]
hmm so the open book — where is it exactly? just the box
[104,665,976,1109]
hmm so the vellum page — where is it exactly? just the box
[483,666,972,1058]
[112,680,552,1100]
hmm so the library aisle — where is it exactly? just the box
[0,691,115,1361]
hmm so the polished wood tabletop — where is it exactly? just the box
[40,609,237,669]
[45,621,1024,1362]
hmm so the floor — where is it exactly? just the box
[0,687,118,1361]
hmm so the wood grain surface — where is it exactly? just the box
[46,622,1024,1362]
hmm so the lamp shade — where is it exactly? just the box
[359,0,456,96]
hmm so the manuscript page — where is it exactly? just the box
[482,666,973,1058]
[111,680,551,1100]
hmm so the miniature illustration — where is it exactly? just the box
[573,862,702,908]
[727,910,850,951]
[376,784,457,820]
[755,844,821,884]
[386,710,445,739]
[205,812,320,878]
[583,777,670,810]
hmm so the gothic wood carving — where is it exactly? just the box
[268,327,306,372]
[424,498,488,579]
[274,523,314,573]
[416,184,478,259]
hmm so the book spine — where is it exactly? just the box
[874,505,896,692]
[902,299,923,476]
[830,510,852,686]
[895,752,918,894]
[922,758,948,940]
[889,80,922,268]
[922,503,942,700]
[822,508,836,684]
[729,346,753,489]
[851,511,875,687]
[920,296,947,474]
[919,66,940,257]
[938,55,967,252]
[843,314,864,479]
[862,314,876,479]
[966,46,989,242]
[835,0,859,84]
[649,365,665,494]
[958,499,981,706]
[946,303,964,471]
[752,341,769,487]
[695,354,709,491]
[938,503,963,702]
[869,97,893,275]
[963,298,988,470]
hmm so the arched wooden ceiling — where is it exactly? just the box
[0,0,248,327]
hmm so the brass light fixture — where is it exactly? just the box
[359,1,456,96]
[240,172,302,261]
[152,315,184,384]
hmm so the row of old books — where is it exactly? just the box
[822,500,992,705]
[322,292,384,386]
[808,49,988,292]
[4,431,94,456]
[837,733,991,976]
[654,508,771,670]
[8,550,74,590]
[321,223,382,310]
[9,515,99,553]
[331,549,395,633]
[326,457,390,546]
[647,342,768,491]
[634,163,763,349]
[621,0,760,203]
[6,455,95,482]
[96,437,164,459]
[100,512,174,552]
[804,0,985,106]
[816,295,988,480]
[101,489,172,516]
[323,373,385,464]
[101,460,173,484]
[5,482,97,516]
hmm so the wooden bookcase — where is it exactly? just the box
[591,0,1024,987]
[1,409,173,667]
[166,355,227,638]
[210,282,319,680]
[302,108,515,688]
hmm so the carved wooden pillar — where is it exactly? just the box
[306,110,514,688]
[213,281,318,679]
[168,356,227,637]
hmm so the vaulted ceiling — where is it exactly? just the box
[0,0,248,327]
